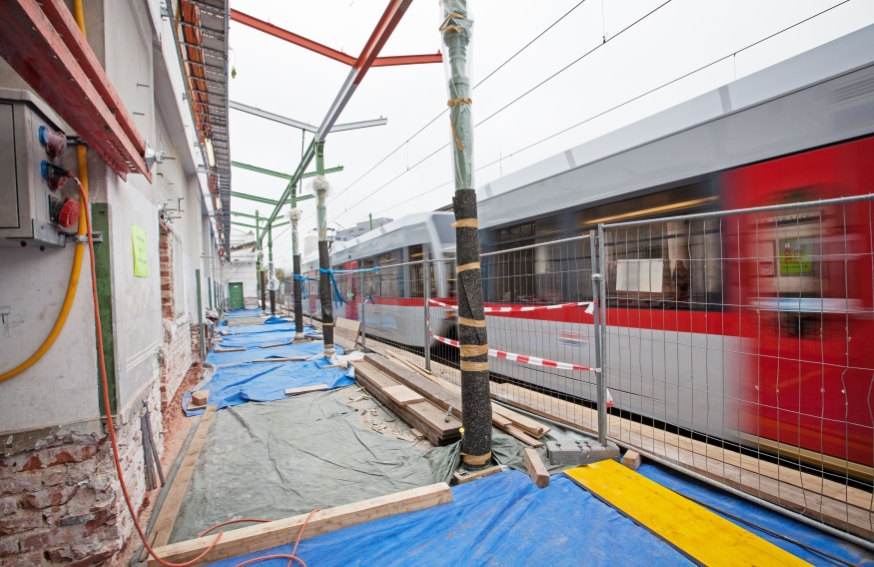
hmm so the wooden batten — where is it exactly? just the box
[148,483,453,567]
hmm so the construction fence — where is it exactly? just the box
[283,194,874,549]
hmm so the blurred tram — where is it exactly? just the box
[302,212,460,346]
[304,26,874,475]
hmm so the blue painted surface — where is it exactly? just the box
[207,471,693,567]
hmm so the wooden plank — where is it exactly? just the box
[214,346,246,353]
[353,365,448,446]
[623,450,643,471]
[354,363,461,445]
[149,406,217,549]
[409,428,425,441]
[406,402,461,437]
[565,460,810,567]
[502,424,543,448]
[285,384,329,396]
[259,342,288,349]
[367,354,462,415]
[353,361,400,389]
[383,385,425,405]
[453,466,503,485]
[148,483,453,567]
[491,404,549,438]
[523,448,549,488]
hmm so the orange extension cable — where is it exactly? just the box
[75,175,318,567]
[75,176,221,567]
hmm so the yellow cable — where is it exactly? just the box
[0,2,89,382]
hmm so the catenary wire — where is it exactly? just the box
[366,0,852,218]
[334,0,675,219]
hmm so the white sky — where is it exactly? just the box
[226,0,874,269]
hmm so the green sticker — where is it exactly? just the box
[132,224,149,278]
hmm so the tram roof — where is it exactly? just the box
[476,23,874,228]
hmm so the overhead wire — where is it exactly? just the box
[333,0,674,219]
[367,0,853,218]
[318,0,594,219]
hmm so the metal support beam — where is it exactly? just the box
[0,0,151,180]
[255,0,420,246]
[232,161,344,180]
[231,190,315,207]
[231,9,441,68]
[229,100,387,133]
[232,220,288,230]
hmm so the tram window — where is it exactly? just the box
[409,244,424,297]
[378,250,403,298]
[575,182,717,228]
[603,219,722,311]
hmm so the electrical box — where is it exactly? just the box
[0,88,80,247]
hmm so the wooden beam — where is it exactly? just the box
[623,450,642,471]
[285,384,329,396]
[523,449,549,488]
[453,466,503,485]
[148,483,453,567]
[148,406,217,549]
[0,0,150,180]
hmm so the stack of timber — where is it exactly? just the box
[353,359,462,446]
[358,354,550,448]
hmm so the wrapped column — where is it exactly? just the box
[441,0,491,468]
[313,142,334,357]
[288,207,305,339]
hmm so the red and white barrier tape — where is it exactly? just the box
[429,331,613,407]
[428,299,595,314]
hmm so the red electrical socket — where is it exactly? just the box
[38,125,67,158]
[50,197,80,228]
[41,161,69,190]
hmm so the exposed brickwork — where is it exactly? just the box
[0,384,164,567]
[158,221,197,413]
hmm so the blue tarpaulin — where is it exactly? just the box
[184,354,354,416]
[215,329,318,349]
[224,308,264,318]
[635,460,874,566]
[207,471,693,567]
[221,322,299,335]
[206,340,338,366]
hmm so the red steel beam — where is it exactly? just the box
[230,8,441,69]
[0,0,151,181]
[38,0,146,155]
[371,53,442,67]
[230,9,355,66]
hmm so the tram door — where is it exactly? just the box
[722,136,874,469]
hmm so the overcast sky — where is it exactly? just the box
[226,0,874,270]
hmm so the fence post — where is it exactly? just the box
[597,224,609,444]
[423,259,432,371]
[359,301,367,350]
[589,232,606,446]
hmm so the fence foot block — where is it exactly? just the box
[546,438,619,466]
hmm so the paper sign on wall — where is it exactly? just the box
[132,224,149,278]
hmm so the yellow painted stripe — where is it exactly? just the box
[564,460,811,567]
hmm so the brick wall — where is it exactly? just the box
[158,222,196,412]
[0,384,163,567]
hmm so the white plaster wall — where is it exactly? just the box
[222,261,258,301]
[0,241,101,431]
[107,173,163,410]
